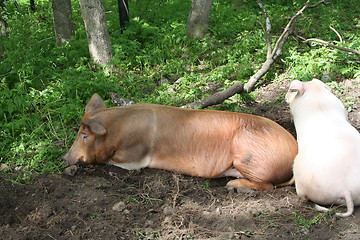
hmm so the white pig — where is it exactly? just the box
[286,79,360,217]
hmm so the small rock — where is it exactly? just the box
[123,209,130,214]
[144,220,154,227]
[63,165,78,176]
[163,206,175,215]
[202,211,211,216]
[167,87,175,93]
[71,225,77,231]
[321,74,332,82]
[112,201,126,212]
[213,207,221,215]
[300,227,310,235]
[164,216,172,223]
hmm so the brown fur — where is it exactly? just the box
[63,94,298,190]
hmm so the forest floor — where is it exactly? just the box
[1,78,360,240]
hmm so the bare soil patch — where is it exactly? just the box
[1,78,359,240]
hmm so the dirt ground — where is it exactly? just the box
[1,78,360,240]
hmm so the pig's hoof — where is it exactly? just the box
[226,179,274,191]
[63,165,78,176]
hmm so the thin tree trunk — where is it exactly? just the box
[118,0,129,32]
[78,0,113,68]
[187,0,213,39]
[52,0,74,45]
[30,0,35,11]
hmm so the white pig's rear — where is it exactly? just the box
[286,79,360,217]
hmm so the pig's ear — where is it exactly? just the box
[85,93,106,114]
[285,89,299,103]
[285,80,305,103]
[81,118,107,135]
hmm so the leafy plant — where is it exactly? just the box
[292,211,332,230]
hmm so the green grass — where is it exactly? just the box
[292,211,332,230]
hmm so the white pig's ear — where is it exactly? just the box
[81,118,107,135]
[285,89,299,103]
[285,80,305,103]
[85,93,106,114]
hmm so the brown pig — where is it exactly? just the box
[63,93,298,190]
[286,79,360,217]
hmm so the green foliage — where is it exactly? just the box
[0,0,359,181]
[292,212,332,230]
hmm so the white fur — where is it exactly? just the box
[286,79,360,217]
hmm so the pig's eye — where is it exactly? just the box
[81,133,88,141]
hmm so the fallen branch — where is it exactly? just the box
[301,37,360,55]
[183,0,328,109]
[182,82,243,109]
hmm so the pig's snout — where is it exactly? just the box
[62,152,84,166]
[62,153,73,166]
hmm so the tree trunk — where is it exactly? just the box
[0,15,7,36]
[78,0,113,67]
[187,0,213,39]
[30,0,35,11]
[118,0,129,32]
[52,0,74,45]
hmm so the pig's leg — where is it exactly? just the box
[275,176,295,188]
[226,179,274,190]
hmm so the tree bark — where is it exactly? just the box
[52,0,74,45]
[78,0,113,67]
[0,15,7,36]
[187,0,213,39]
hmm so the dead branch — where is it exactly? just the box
[244,0,315,92]
[330,26,342,42]
[182,82,243,109]
[301,37,360,55]
[308,0,331,8]
[183,0,328,109]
